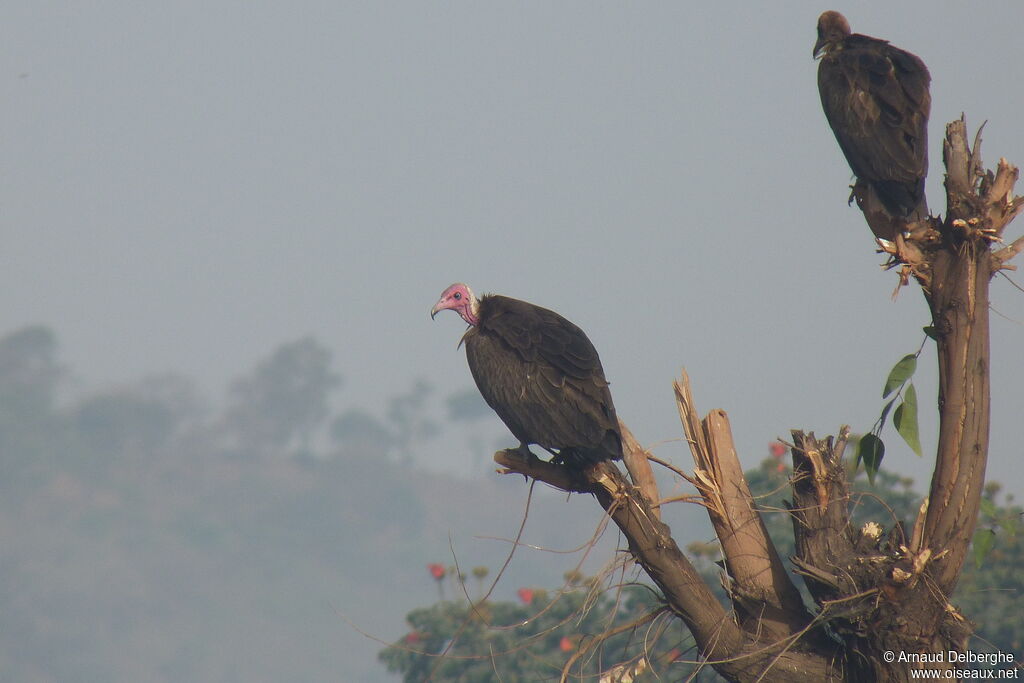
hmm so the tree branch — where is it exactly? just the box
[494,446,843,681]
[618,418,661,520]
[917,119,1013,594]
[674,373,811,639]
[993,233,1024,268]
[787,430,859,603]
[493,449,743,662]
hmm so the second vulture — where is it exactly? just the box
[431,283,622,467]
[814,10,931,221]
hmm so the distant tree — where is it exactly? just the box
[385,378,440,458]
[445,388,491,422]
[0,326,65,491]
[331,408,397,455]
[0,325,62,420]
[333,378,439,462]
[223,337,341,457]
[0,338,454,682]
[956,484,1024,653]
[73,374,202,455]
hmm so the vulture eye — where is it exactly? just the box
[454,292,462,300]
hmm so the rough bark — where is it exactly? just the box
[786,430,972,681]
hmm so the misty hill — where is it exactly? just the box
[0,326,702,682]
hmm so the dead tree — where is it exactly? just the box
[494,118,1023,682]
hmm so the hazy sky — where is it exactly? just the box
[4,1,1023,490]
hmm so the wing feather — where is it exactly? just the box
[818,34,930,217]
[464,295,621,463]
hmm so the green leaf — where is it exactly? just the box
[883,354,918,398]
[972,528,995,569]
[858,434,885,485]
[878,397,897,432]
[923,325,938,340]
[893,383,923,456]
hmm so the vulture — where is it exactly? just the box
[431,283,622,467]
[814,10,931,221]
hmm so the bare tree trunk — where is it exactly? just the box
[494,118,1021,682]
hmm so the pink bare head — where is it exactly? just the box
[430,282,480,326]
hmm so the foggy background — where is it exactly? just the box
[2,2,1022,680]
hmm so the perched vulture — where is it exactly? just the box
[431,283,622,467]
[814,10,931,221]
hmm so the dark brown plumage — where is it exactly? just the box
[432,284,622,467]
[815,11,931,220]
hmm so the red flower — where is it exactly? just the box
[559,636,574,652]
[769,441,787,458]
[405,631,421,644]
[427,563,446,580]
[516,588,534,605]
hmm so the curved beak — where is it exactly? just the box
[430,300,443,320]
[812,38,826,59]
